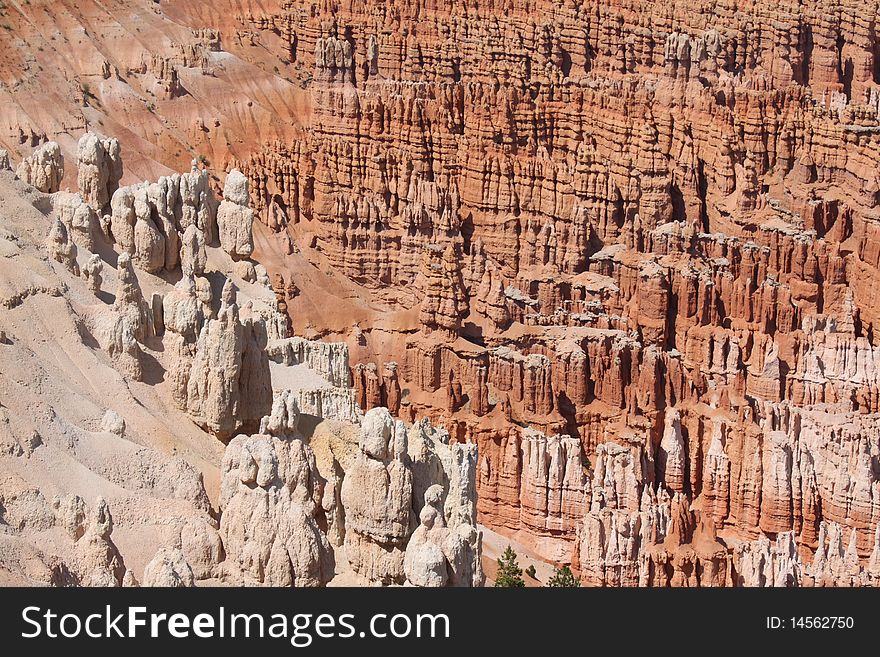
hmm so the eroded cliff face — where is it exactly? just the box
[2,0,880,586]
[217,0,880,582]
[0,135,483,587]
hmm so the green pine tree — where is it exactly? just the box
[494,545,525,587]
[546,565,580,587]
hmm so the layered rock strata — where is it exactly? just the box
[0,136,483,586]
[219,0,880,583]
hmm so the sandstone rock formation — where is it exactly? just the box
[142,547,195,587]
[52,192,101,253]
[0,146,488,588]
[46,218,79,275]
[82,254,104,294]
[77,132,123,213]
[404,483,484,587]
[340,408,413,584]
[17,142,63,193]
[163,276,205,406]
[37,494,129,587]
[216,169,254,260]
[0,151,285,586]
[100,251,150,379]
[109,163,217,275]
[404,495,451,587]
[185,281,271,439]
[219,391,334,586]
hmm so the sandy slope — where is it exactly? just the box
[0,0,306,184]
[0,168,261,583]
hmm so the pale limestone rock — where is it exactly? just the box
[219,392,334,586]
[107,162,217,275]
[185,282,270,439]
[234,259,256,283]
[194,275,214,320]
[217,169,254,259]
[341,407,413,584]
[186,284,244,438]
[223,168,250,206]
[250,301,290,341]
[53,192,100,252]
[593,442,644,512]
[734,532,803,587]
[103,313,142,381]
[82,253,103,294]
[53,494,87,541]
[179,163,218,243]
[101,410,125,437]
[147,178,180,271]
[217,203,254,259]
[255,264,271,287]
[76,132,122,212]
[404,484,483,587]
[404,501,449,587]
[180,223,206,276]
[94,252,150,380]
[163,276,203,407]
[52,496,126,586]
[571,431,788,587]
[73,497,126,587]
[0,149,10,170]
[298,387,363,424]
[46,218,79,275]
[109,187,136,253]
[0,477,54,531]
[113,252,151,343]
[658,408,687,493]
[104,139,123,199]
[71,199,100,252]
[260,389,301,436]
[239,304,273,430]
[163,277,202,341]
[167,332,197,408]
[176,519,223,580]
[132,186,165,273]
[406,418,483,585]
[142,547,195,587]
[17,141,63,193]
[808,521,871,586]
[267,337,350,387]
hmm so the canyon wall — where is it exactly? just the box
[225,0,880,579]
[2,0,880,585]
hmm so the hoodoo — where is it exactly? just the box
[0,0,879,589]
